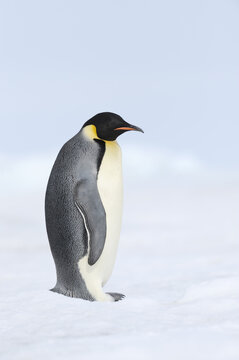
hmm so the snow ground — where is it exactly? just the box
[0,152,239,360]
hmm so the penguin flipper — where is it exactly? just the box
[74,179,106,266]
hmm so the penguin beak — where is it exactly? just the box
[114,125,144,133]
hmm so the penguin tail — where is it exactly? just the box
[50,286,73,297]
[49,285,94,301]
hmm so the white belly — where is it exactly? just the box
[95,140,123,284]
[78,140,123,300]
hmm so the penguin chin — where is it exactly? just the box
[98,133,118,142]
[96,128,127,141]
[101,130,126,141]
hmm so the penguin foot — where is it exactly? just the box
[106,292,126,302]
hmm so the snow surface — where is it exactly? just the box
[0,150,239,359]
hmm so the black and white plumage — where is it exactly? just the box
[45,112,143,301]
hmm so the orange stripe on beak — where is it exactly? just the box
[114,127,135,131]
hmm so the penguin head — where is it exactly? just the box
[83,112,144,141]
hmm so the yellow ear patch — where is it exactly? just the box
[83,125,100,140]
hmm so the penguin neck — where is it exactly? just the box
[82,125,118,146]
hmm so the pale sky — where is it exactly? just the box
[0,0,239,171]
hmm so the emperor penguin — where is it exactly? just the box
[45,112,143,302]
